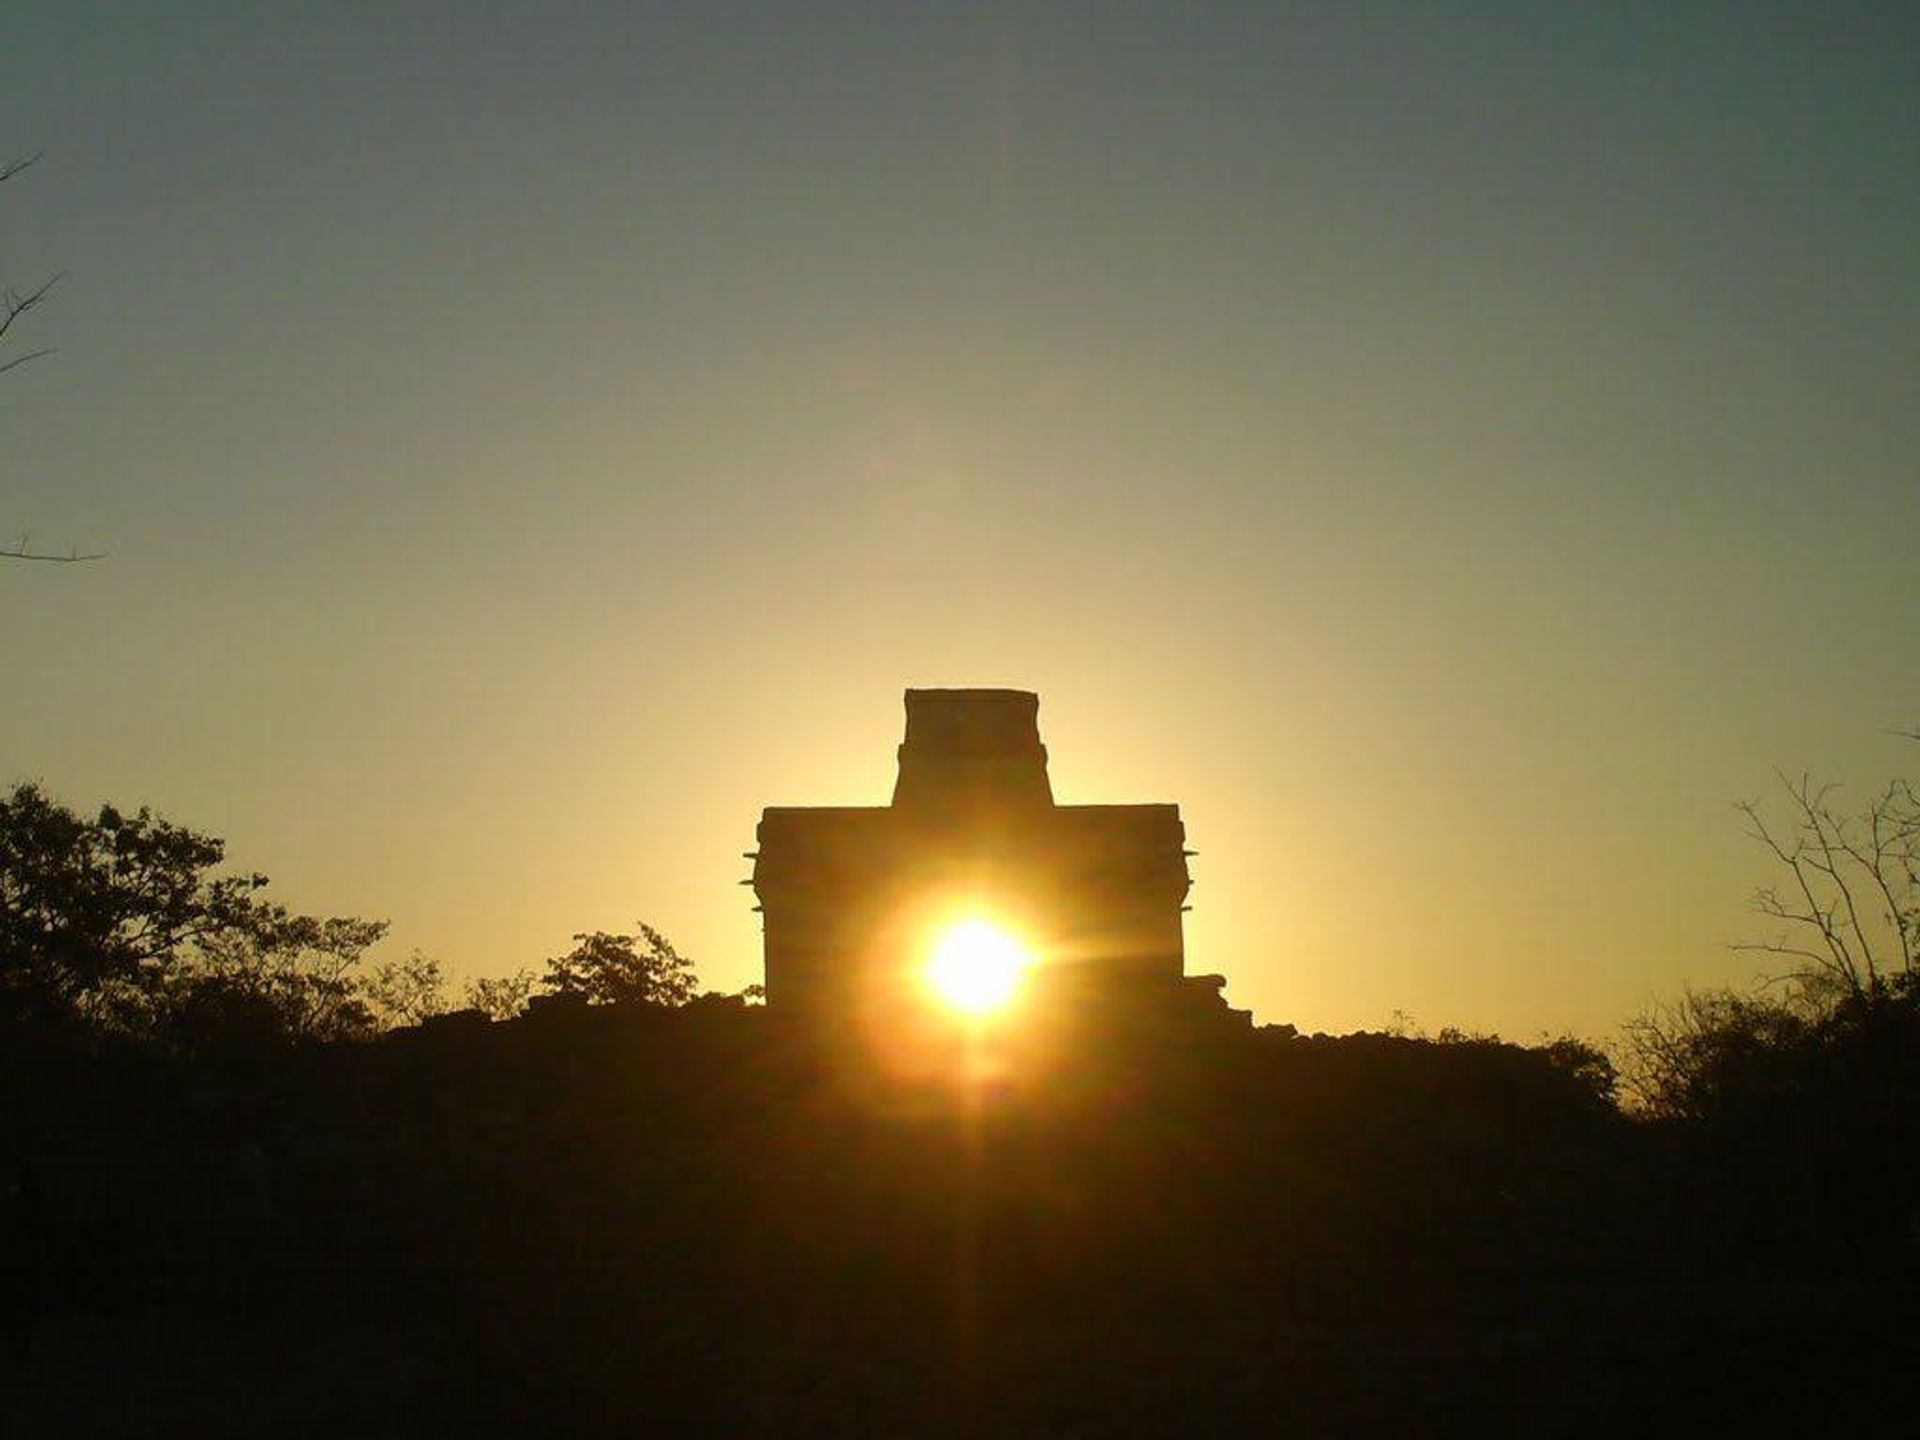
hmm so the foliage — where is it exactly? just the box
[1537,1034,1618,1107]
[1625,747,1920,1122]
[541,923,696,1008]
[1620,985,1816,1121]
[0,782,709,1044]
[1,782,267,1029]
[0,780,386,1048]
[465,967,537,1021]
[365,948,450,1028]
[161,910,389,1052]
[1378,1013,1616,1108]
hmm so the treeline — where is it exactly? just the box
[0,782,743,1058]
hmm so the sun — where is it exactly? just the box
[923,917,1032,1016]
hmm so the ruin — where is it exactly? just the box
[749,689,1243,1029]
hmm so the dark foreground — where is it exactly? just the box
[5,1004,1916,1437]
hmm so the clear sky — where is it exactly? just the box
[5,3,1916,1039]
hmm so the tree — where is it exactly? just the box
[163,909,388,1051]
[1735,768,1918,1005]
[1619,986,1817,1122]
[0,780,385,1046]
[465,967,536,1021]
[541,923,696,1008]
[0,782,266,1029]
[365,948,450,1028]
[1622,743,1920,1119]
[1537,1034,1618,1109]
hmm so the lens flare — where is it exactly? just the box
[924,918,1031,1016]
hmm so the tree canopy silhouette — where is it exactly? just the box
[541,923,696,1007]
[0,780,385,1047]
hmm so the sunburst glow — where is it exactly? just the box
[923,918,1032,1016]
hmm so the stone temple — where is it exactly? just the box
[749,689,1242,1029]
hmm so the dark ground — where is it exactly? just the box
[4,1003,1916,1437]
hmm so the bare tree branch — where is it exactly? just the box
[0,152,44,184]
[0,270,63,349]
[3,151,102,564]
[1734,766,1920,1002]
[1790,773,1879,988]
[0,345,55,375]
[1,537,107,562]
[1739,791,1860,989]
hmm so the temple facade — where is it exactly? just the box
[750,689,1233,1025]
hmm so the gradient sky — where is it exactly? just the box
[5,3,1916,1039]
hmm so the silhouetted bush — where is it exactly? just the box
[540,923,696,1007]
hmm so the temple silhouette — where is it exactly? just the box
[749,689,1246,1030]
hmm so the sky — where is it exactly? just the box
[4,2,1916,1039]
